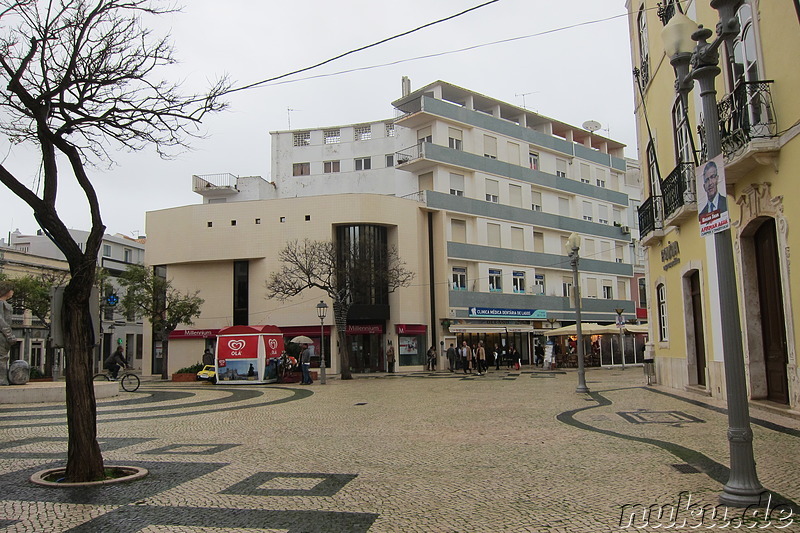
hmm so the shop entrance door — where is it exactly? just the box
[690,271,707,386]
[350,334,383,373]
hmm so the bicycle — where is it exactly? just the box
[92,369,141,392]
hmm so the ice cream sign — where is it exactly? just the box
[219,336,258,359]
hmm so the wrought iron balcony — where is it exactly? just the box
[662,162,696,222]
[395,143,425,166]
[638,195,664,244]
[700,80,777,164]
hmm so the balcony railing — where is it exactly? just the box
[700,80,777,161]
[396,143,424,165]
[638,195,664,239]
[662,162,695,219]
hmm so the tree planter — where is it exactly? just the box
[171,373,197,382]
[29,377,54,382]
[30,465,148,487]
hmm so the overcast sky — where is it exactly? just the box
[1,0,638,241]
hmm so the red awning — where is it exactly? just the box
[169,329,220,339]
[218,325,282,336]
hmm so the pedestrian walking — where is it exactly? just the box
[300,343,314,384]
[446,343,456,372]
[535,343,544,367]
[386,341,396,373]
[202,348,214,367]
[476,341,486,375]
[506,345,514,369]
[460,341,472,374]
[427,345,437,371]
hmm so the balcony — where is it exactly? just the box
[192,173,239,197]
[395,143,431,173]
[662,162,696,225]
[700,80,779,182]
[638,195,664,246]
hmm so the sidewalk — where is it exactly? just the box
[0,367,797,531]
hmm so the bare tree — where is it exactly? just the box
[118,264,204,379]
[0,0,227,481]
[266,238,414,380]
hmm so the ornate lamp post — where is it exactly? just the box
[662,4,764,507]
[316,300,328,385]
[565,233,589,393]
[614,307,626,370]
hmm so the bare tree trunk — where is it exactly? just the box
[333,302,352,380]
[62,271,104,482]
[162,337,170,380]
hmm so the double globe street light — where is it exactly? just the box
[565,232,589,394]
[316,301,328,385]
[662,3,763,506]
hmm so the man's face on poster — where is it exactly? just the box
[703,163,718,200]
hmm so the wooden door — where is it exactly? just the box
[754,219,789,404]
[690,272,707,386]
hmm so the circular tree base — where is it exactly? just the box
[30,465,148,487]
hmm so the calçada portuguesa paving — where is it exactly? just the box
[0,367,798,532]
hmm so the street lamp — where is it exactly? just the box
[316,300,328,385]
[662,5,764,507]
[614,308,626,370]
[565,232,589,393]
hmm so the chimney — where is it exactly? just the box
[401,76,411,97]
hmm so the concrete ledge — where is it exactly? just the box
[0,381,119,404]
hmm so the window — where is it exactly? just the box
[656,283,668,341]
[511,227,524,250]
[617,281,627,300]
[452,267,467,290]
[385,123,396,137]
[489,269,502,292]
[647,141,661,197]
[230,220,237,226]
[534,274,545,294]
[386,154,394,168]
[673,97,693,164]
[558,197,570,216]
[529,151,539,170]
[509,184,522,207]
[449,173,464,197]
[324,129,340,144]
[562,277,573,298]
[448,128,463,150]
[233,261,249,326]
[638,278,648,307]
[102,244,111,257]
[598,205,609,225]
[293,131,310,146]
[582,201,593,222]
[580,163,591,184]
[507,142,520,165]
[531,190,542,211]
[485,179,499,203]
[512,271,525,293]
[584,239,596,257]
[613,208,622,226]
[556,158,568,178]
[602,284,613,300]
[616,244,624,263]
[533,231,544,253]
[451,219,466,243]
[354,125,371,141]
[124,248,132,262]
[355,157,371,171]
[586,278,598,298]
[293,162,310,176]
[596,168,606,188]
[638,6,650,86]
[418,126,432,144]
[483,135,497,159]
[487,223,501,247]
[324,160,340,173]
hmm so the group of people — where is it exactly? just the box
[444,340,522,375]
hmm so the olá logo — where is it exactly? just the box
[228,339,246,351]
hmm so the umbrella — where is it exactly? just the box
[544,323,608,336]
[290,335,314,344]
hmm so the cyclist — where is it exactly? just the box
[104,345,128,380]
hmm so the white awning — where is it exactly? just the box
[449,325,535,333]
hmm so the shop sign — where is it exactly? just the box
[469,307,546,319]
[346,324,384,335]
[169,328,219,339]
[396,324,427,335]
[661,241,680,271]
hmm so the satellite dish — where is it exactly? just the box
[582,120,601,133]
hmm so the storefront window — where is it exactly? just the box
[398,335,425,366]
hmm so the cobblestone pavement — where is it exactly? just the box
[1,368,798,532]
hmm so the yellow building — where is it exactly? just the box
[627,0,799,409]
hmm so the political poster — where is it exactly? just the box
[697,154,730,237]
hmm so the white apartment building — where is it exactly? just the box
[8,229,146,372]
[146,79,643,376]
